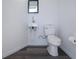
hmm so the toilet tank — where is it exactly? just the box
[44,25,56,35]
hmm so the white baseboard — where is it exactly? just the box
[3,44,28,58]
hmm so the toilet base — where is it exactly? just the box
[47,45,58,56]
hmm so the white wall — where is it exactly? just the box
[2,0,76,59]
[2,0,28,58]
[27,0,59,46]
[58,0,76,59]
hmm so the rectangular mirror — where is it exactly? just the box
[28,0,39,13]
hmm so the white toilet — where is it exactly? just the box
[44,25,61,56]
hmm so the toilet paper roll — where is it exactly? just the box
[69,36,76,45]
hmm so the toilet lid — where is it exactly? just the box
[48,35,61,45]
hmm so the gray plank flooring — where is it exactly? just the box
[4,46,71,59]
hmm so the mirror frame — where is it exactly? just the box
[28,0,39,13]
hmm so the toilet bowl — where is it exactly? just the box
[47,35,61,56]
[44,24,61,56]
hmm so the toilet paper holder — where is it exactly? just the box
[69,36,76,45]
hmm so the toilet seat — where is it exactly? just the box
[48,35,61,46]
